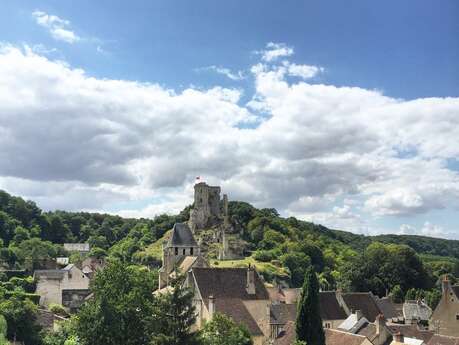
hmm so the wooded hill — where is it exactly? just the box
[1,190,458,299]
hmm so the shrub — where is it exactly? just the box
[49,303,70,318]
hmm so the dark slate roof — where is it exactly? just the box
[214,298,264,336]
[270,303,297,325]
[167,223,198,247]
[192,267,269,301]
[376,297,403,319]
[342,293,382,323]
[320,291,347,320]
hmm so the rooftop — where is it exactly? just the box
[167,223,198,247]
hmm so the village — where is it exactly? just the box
[24,183,459,345]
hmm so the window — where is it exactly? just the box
[190,247,194,255]
[183,249,186,255]
[175,247,178,255]
[324,323,331,329]
[456,314,459,320]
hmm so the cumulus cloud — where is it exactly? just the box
[197,65,245,81]
[259,42,294,62]
[32,10,80,43]
[0,43,458,239]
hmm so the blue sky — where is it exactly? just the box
[0,0,458,239]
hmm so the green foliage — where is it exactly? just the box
[0,294,42,344]
[200,313,252,345]
[390,285,404,303]
[296,267,325,345]
[340,242,433,296]
[75,261,157,345]
[48,303,70,318]
[0,315,8,345]
[150,279,199,345]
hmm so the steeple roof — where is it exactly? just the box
[167,223,198,247]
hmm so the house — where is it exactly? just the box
[430,276,459,337]
[337,290,385,323]
[267,286,301,304]
[375,296,404,322]
[80,256,105,279]
[185,266,270,345]
[339,312,392,345]
[273,321,296,345]
[320,291,348,329]
[34,264,90,307]
[403,300,432,325]
[158,222,207,289]
[390,333,426,345]
[387,324,434,344]
[63,243,90,254]
[325,328,374,345]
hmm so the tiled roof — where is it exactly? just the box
[342,292,382,322]
[214,298,264,336]
[403,300,432,321]
[267,287,301,304]
[320,291,347,320]
[376,296,404,319]
[387,324,434,344]
[167,223,198,247]
[325,328,369,345]
[192,267,269,300]
[270,303,297,325]
[427,335,459,345]
[273,321,296,345]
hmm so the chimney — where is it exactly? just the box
[266,302,271,319]
[442,275,451,295]
[393,332,404,343]
[376,314,385,335]
[355,309,363,320]
[208,295,215,319]
[246,265,256,295]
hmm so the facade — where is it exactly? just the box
[185,266,270,345]
[430,277,459,337]
[63,243,90,254]
[34,264,90,307]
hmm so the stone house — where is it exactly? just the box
[185,266,270,345]
[339,312,392,345]
[63,243,90,254]
[430,276,459,337]
[34,264,90,307]
[403,300,432,325]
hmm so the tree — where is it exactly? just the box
[405,288,417,301]
[75,261,157,345]
[0,315,8,345]
[390,285,404,303]
[200,313,252,345]
[0,294,42,345]
[149,279,199,345]
[296,267,325,345]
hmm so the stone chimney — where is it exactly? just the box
[355,309,363,320]
[393,332,404,343]
[246,264,256,295]
[442,275,451,296]
[208,295,215,319]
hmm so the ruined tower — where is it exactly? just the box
[189,182,223,232]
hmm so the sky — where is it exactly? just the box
[0,0,458,240]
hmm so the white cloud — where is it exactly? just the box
[259,42,294,62]
[0,44,458,239]
[32,10,80,43]
[283,61,324,79]
[198,65,245,81]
